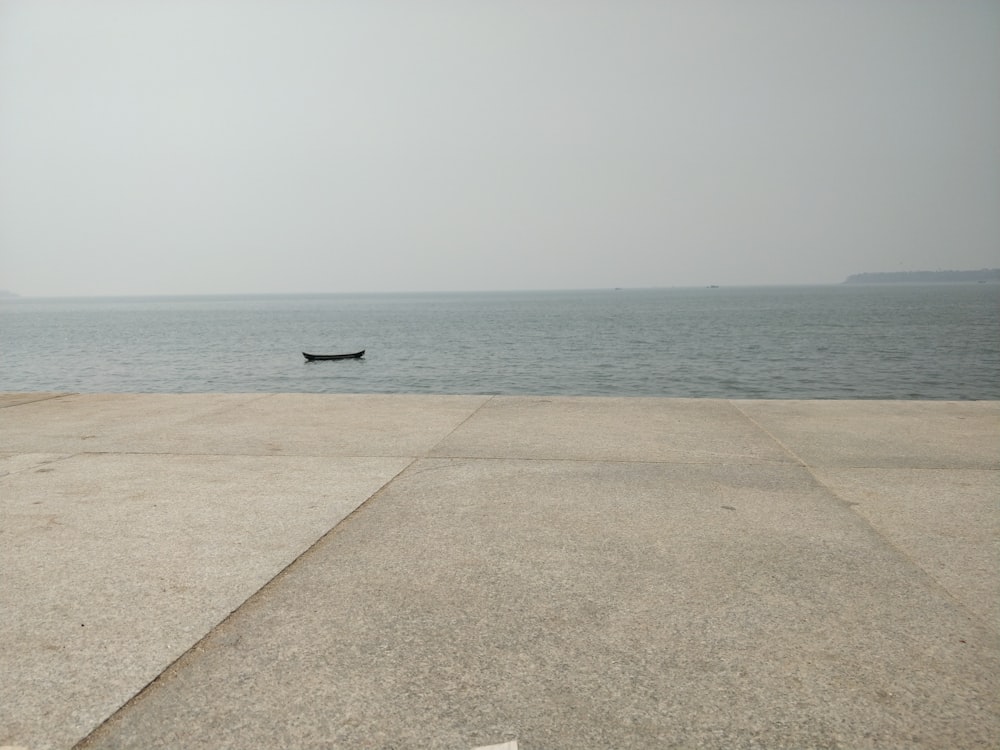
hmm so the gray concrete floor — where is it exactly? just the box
[1,393,997,749]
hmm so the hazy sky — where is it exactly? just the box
[1,1,998,296]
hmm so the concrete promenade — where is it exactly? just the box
[1,392,997,749]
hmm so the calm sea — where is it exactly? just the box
[1,285,997,399]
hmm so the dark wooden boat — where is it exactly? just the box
[302,350,365,361]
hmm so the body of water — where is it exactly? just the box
[1,285,997,399]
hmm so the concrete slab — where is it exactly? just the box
[734,399,1000,469]
[0,393,489,457]
[0,393,267,454]
[135,393,492,457]
[0,451,411,750]
[80,458,999,749]
[815,467,1000,632]
[3,394,998,749]
[430,396,795,464]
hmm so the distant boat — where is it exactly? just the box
[302,350,365,361]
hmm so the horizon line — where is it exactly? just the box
[1,283,856,300]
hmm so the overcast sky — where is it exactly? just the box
[0,1,997,296]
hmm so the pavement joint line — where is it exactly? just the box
[727,399,811,468]
[724,400,998,628]
[422,393,496,455]
[62,450,419,460]
[801,466,1000,635]
[720,424,1000,635]
[0,392,75,408]
[72,453,423,750]
[420,453,793,466]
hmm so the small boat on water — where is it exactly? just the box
[302,350,365,361]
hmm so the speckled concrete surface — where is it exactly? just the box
[812,467,1000,626]
[428,396,797,464]
[733,399,1000,469]
[1,394,997,749]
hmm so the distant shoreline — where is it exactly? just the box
[844,269,1000,284]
